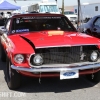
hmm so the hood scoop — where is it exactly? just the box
[47,31,64,36]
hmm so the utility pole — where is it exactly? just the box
[62,0,64,14]
[77,0,81,28]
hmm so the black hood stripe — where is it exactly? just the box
[20,35,35,50]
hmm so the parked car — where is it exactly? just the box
[78,15,100,38]
[1,13,100,90]
[64,10,77,23]
[0,18,7,26]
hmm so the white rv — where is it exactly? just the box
[28,0,60,14]
[74,2,100,21]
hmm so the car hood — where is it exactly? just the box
[9,31,100,49]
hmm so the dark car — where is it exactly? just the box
[79,15,100,38]
[0,18,7,26]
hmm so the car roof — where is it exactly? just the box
[12,13,64,18]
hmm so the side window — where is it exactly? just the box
[5,19,11,32]
[94,18,100,27]
[95,6,98,11]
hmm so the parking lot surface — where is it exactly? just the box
[0,61,100,100]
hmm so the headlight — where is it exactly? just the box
[33,54,43,66]
[90,51,99,62]
[14,54,24,64]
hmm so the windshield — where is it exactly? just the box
[64,11,74,15]
[39,5,59,13]
[11,16,76,33]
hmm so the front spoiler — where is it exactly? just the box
[11,63,100,73]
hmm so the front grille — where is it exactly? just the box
[30,45,99,65]
[42,47,81,64]
[30,46,82,64]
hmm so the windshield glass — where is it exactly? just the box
[11,16,76,33]
[64,11,74,15]
[40,5,59,12]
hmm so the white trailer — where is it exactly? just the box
[74,2,100,20]
[28,0,60,14]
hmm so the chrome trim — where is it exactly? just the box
[28,53,35,67]
[29,61,100,68]
[36,45,71,48]
[36,44,100,49]
[11,63,100,73]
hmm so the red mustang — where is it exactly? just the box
[0,13,100,90]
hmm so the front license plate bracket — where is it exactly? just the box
[60,70,79,80]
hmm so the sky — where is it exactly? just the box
[2,0,100,7]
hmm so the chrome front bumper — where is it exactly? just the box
[11,62,100,73]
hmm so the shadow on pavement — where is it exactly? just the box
[0,60,98,93]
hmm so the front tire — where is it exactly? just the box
[6,57,21,90]
[86,71,100,82]
[0,43,6,62]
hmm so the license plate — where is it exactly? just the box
[60,70,79,80]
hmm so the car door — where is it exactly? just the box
[92,17,100,38]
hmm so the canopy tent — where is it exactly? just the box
[0,0,21,10]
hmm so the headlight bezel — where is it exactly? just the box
[14,54,25,64]
[32,54,43,66]
[89,51,99,62]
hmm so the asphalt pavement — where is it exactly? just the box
[0,60,100,100]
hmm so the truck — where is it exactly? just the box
[28,0,60,14]
[64,10,78,23]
